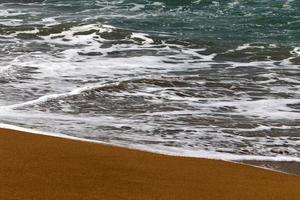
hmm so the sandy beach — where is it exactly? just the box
[0,128,299,200]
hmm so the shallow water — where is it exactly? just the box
[0,0,299,162]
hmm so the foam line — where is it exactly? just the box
[0,82,108,110]
[0,123,299,163]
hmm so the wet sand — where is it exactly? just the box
[242,160,300,176]
[0,128,299,200]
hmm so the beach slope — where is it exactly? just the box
[0,128,299,200]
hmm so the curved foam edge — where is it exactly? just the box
[1,123,300,164]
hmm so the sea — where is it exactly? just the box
[0,0,299,171]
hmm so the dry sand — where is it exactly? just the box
[0,128,299,200]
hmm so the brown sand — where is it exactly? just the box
[0,128,299,200]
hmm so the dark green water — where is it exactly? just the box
[1,0,300,44]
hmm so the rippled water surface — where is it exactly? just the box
[0,0,299,161]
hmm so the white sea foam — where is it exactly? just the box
[235,43,265,51]
[206,99,300,119]
[291,47,300,56]
[131,33,154,44]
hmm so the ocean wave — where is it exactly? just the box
[0,1,299,163]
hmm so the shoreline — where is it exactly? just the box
[1,123,299,175]
[241,160,300,176]
[0,128,300,199]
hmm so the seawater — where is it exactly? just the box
[0,0,299,162]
